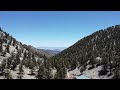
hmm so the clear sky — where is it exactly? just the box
[0,11,120,48]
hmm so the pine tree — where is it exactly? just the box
[44,61,53,79]
[4,69,12,79]
[17,73,23,79]
[3,38,7,44]
[19,62,24,74]
[0,59,7,73]
[32,53,37,66]
[16,45,18,50]
[45,68,53,79]
[7,57,12,69]
[6,44,10,53]
[0,27,2,31]
[44,58,47,68]
[17,62,24,79]
[112,67,120,79]
[0,38,3,44]
[24,51,27,59]
[54,62,67,79]
[70,59,77,70]
[2,48,7,57]
[36,63,46,79]
[61,62,67,78]
[15,53,21,65]
[13,38,16,46]
[80,66,85,74]
[43,54,47,60]
[5,33,9,39]
[11,58,18,71]
[54,71,60,79]
[29,61,35,75]
[9,36,12,45]
[0,43,3,53]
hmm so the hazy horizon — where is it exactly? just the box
[37,47,67,51]
[1,11,120,48]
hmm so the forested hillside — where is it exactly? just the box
[50,25,120,79]
[0,27,54,79]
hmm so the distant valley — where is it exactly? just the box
[37,47,66,51]
[36,47,67,58]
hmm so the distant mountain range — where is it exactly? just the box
[36,47,67,58]
[37,47,66,51]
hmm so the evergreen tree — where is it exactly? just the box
[80,66,85,74]
[36,63,46,79]
[13,38,16,46]
[36,59,42,66]
[54,70,60,79]
[45,68,53,79]
[0,44,3,53]
[2,50,6,57]
[11,61,17,71]
[32,54,37,66]
[24,51,27,59]
[5,33,9,39]
[17,62,24,79]
[0,38,3,44]
[19,62,24,74]
[29,61,35,75]
[7,57,12,69]
[44,61,53,79]
[6,44,10,53]
[16,45,18,50]
[17,73,23,79]
[54,62,67,79]
[0,59,7,73]
[15,53,21,65]
[112,67,120,79]
[9,36,12,45]
[4,69,12,79]
[4,38,7,44]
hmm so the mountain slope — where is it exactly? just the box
[50,25,120,79]
[0,27,55,79]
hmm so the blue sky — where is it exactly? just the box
[0,11,120,47]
